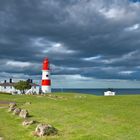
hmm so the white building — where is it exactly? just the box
[104,89,115,96]
[0,79,40,94]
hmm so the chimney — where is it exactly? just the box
[4,80,6,83]
[10,78,12,83]
[27,79,33,83]
[27,79,30,83]
[30,79,33,83]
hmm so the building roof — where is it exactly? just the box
[0,82,40,87]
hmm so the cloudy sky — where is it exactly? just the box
[0,0,140,88]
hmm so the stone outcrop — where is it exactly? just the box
[8,103,16,112]
[19,109,29,118]
[0,137,4,140]
[8,106,16,112]
[25,102,31,105]
[9,102,16,108]
[13,108,21,115]
[35,123,57,137]
[22,120,35,126]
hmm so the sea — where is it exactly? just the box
[52,88,140,96]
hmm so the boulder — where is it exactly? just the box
[22,120,35,126]
[25,102,31,105]
[19,109,29,118]
[35,123,57,137]
[0,137,4,140]
[9,102,16,108]
[13,108,21,115]
[8,106,16,112]
[58,96,65,99]
[8,102,17,112]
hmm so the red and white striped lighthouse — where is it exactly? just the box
[41,58,51,93]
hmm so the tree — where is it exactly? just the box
[14,81,31,94]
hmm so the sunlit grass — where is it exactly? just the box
[0,93,140,140]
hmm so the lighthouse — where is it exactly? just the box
[41,58,51,93]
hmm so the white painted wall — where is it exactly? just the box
[0,86,40,94]
[42,70,51,93]
[104,91,115,96]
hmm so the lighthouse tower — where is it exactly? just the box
[41,58,51,93]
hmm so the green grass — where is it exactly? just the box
[0,93,140,140]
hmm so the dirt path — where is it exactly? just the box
[0,101,15,109]
[0,106,7,108]
[0,101,15,104]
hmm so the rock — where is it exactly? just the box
[9,102,16,108]
[35,123,57,137]
[13,108,21,115]
[8,102,17,112]
[25,102,31,105]
[22,120,35,126]
[0,137,4,140]
[8,106,16,112]
[19,109,29,118]
[58,96,65,99]
[53,95,58,98]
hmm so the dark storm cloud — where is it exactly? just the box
[0,0,140,83]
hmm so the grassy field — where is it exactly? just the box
[0,93,140,140]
